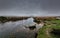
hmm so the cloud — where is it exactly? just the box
[0,0,60,16]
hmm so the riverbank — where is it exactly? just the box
[0,16,30,23]
[37,19,60,38]
[0,16,59,23]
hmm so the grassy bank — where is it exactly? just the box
[37,19,60,38]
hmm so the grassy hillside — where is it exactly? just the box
[37,19,60,38]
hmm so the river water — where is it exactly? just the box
[0,18,44,38]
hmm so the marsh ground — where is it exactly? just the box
[37,19,60,38]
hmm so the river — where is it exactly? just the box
[0,18,44,38]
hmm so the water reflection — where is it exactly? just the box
[0,18,44,38]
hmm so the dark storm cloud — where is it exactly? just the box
[0,0,40,10]
[40,0,60,13]
[0,0,60,16]
[0,0,15,10]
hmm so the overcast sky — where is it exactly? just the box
[0,0,60,16]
